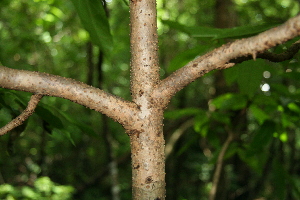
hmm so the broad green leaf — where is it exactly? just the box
[213,23,278,39]
[223,67,239,86]
[249,104,270,125]
[193,110,209,137]
[38,102,98,138]
[288,102,300,113]
[72,0,113,54]
[161,19,278,39]
[167,45,211,72]
[224,60,266,97]
[211,93,248,110]
[35,106,64,130]
[252,94,278,107]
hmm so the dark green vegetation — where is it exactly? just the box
[1,0,300,199]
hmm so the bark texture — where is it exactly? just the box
[129,0,165,199]
[1,5,300,200]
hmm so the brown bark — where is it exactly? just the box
[153,15,300,105]
[0,66,139,128]
[0,94,43,135]
[129,0,165,199]
[1,3,300,199]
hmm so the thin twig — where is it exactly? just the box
[209,127,234,200]
[0,94,43,136]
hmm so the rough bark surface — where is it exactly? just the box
[1,3,300,199]
[129,0,166,199]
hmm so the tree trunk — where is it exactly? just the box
[128,0,165,199]
[1,1,300,199]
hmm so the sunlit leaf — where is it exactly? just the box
[194,110,209,137]
[211,93,248,110]
[288,102,300,113]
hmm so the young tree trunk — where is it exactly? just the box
[128,0,166,199]
[1,1,300,199]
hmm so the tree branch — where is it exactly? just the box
[230,40,300,64]
[0,94,43,136]
[0,66,139,129]
[153,14,300,107]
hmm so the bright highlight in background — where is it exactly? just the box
[261,83,270,92]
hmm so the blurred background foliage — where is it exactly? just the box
[0,0,300,199]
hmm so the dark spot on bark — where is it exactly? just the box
[145,176,153,183]
[133,164,140,169]
[139,90,144,97]
[154,198,161,200]
[192,63,198,67]
[127,129,143,138]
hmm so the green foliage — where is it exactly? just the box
[71,0,113,55]
[0,177,74,200]
[1,0,300,199]
[167,45,211,72]
[211,93,248,110]
[161,19,278,39]
[224,59,267,97]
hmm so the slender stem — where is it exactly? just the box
[0,94,43,136]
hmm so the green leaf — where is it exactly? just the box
[288,102,300,114]
[211,93,248,110]
[39,102,98,138]
[35,106,64,130]
[167,45,211,72]
[161,19,278,39]
[249,104,270,125]
[213,23,278,39]
[224,60,266,97]
[193,110,209,137]
[72,0,113,54]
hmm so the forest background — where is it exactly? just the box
[1,0,300,199]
